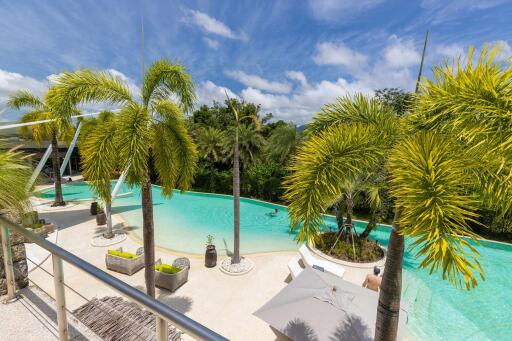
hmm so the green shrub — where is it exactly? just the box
[155,263,181,274]
[107,249,137,259]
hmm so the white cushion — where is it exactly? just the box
[298,244,345,278]
[287,257,303,279]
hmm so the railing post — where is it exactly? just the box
[52,254,69,340]
[156,316,169,341]
[1,224,17,301]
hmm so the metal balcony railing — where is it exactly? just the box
[0,215,228,341]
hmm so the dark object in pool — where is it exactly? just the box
[90,202,98,215]
[205,245,217,268]
[96,210,106,225]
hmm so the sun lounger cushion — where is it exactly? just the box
[299,244,345,278]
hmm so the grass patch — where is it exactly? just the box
[316,232,384,263]
[107,249,137,259]
[155,264,181,274]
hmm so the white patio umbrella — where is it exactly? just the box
[254,267,408,341]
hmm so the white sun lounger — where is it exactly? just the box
[299,244,345,278]
[287,256,304,279]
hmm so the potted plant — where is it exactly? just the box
[39,218,55,234]
[28,223,48,239]
[205,234,217,268]
[96,203,106,225]
[90,200,99,215]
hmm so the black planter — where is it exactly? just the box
[90,202,98,215]
[96,211,106,225]
[205,245,217,268]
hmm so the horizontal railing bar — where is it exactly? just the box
[0,216,228,341]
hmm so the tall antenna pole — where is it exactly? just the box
[415,30,429,94]
[141,14,145,79]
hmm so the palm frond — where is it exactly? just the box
[412,42,512,216]
[47,69,134,121]
[283,123,385,244]
[0,143,31,211]
[152,100,197,196]
[114,103,150,185]
[196,126,225,162]
[7,90,45,110]
[266,124,299,162]
[142,60,196,112]
[80,122,118,202]
[389,131,483,289]
[19,110,54,145]
[307,93,399,137]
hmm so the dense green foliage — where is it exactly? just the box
[188,100,301,202]
[0,143,31,212]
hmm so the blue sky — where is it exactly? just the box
[1,0,511,123]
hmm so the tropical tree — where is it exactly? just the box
[48,60,197,297]
[265,123,300,163]
[7,90,75,206]
[78,110,115,148]
[285,48,512,341]
[225,96,261,264]
[196,126,225,163]
[0,143,32,212]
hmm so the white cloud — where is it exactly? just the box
[106,69,140,98]
[240,76,373,124]
[434,43,465,60]
[196,80,238,107]
[308,0,384,21]
[183,9,248,42]
[286,71,309,88]
[0,69,48,106]
[493,40,512,61]
[204,37,219,49]
[384,36,421,68]
[313,42,368,70]
[226,70,292,94]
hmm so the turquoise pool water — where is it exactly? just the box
[37,182,512,340]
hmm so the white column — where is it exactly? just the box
[26,144,52,191]
[60,122,82,177]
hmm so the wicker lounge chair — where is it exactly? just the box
[105,247,144,275]
[155,258,190,292]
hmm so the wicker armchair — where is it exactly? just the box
[154,258,190,292]
[105,247,144,275]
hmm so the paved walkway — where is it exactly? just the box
[24,195,373,341]
[0,286,100,341]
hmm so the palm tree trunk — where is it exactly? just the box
[104,201,114,239]
[51,133,65,206]
[141,172,155,297]
[375,209,404,341]
[344,194,353,243]
[232,127,241,264]
[360,210,377,239]
[335,201,344,233]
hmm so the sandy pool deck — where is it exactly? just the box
[26,196,374,341]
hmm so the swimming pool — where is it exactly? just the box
[37,182,512,340]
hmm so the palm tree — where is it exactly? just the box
[284,48,511,340]
[0,142,31,212]
[265,123,300,163]
[78,110,115,148]
[224,97,261,264]
[7,90,75,206]
[48,60,197,297]
[196,126,225,162]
